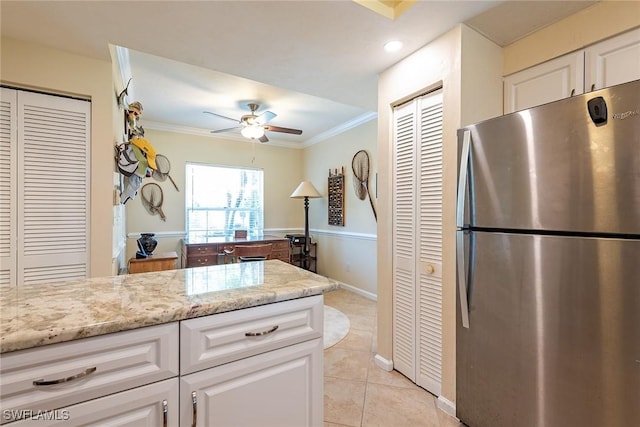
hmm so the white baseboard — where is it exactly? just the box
[374,354,393,371]
[338,282,377,301]
[437,395,457,418]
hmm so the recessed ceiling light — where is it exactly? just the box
[384,40,403,52]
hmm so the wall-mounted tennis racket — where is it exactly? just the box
[153,154,179,191]
[141,183,166,221]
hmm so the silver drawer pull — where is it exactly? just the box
[162,399,168,427]
[245,325,279,337]
[33,366,97,386]
[191,391,197,427]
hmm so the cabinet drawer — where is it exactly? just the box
[187,254,218,267]
[0,323,179,424]
[186,244,217,256]
[8,378,179,426]
[180,295,323,374]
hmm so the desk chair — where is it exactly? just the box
[224,243,273,263]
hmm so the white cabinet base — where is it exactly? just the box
[180,338,323,427]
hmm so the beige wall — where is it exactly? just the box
[504,1,640,75]
[377,24,502,405]
[302,119,378,296]
[1,37,115,277]
[124,129,304,261]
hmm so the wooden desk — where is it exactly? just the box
[182,235,290,268]
[128,251,178,274]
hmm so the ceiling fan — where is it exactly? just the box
[204,103,303,143]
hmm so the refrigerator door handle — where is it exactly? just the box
[456,130,471,229]
[456,230,470,328]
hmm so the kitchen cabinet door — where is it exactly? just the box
[503,51,584,114]
[585,28,640,91]
[180,338,323,427]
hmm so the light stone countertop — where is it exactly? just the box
[0,260,339,354]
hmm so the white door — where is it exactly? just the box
[585,28,640,91]
[392,89,444,396]
[180,339,323,427]
[503,51,584,114]
[0,88,90,286]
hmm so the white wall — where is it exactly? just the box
[124,128,304,262]
[302,119,378,297]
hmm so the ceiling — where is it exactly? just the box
[1,1,597,147]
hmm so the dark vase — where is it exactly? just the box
[137,233,158,255]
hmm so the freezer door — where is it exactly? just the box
[456,232,640,427]
[458,79,640,234]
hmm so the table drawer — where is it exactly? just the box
[187,244,217,256]
[180,295,323,374]
[0,323,179,424]
[272,250,290,262]
[271,240,290,251]
[187,254,218,267]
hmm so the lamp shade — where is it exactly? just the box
[290,181,322,199]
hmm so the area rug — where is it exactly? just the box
[324,305,350,349]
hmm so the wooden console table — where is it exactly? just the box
[182,235,290,268]
[128,251,178,274]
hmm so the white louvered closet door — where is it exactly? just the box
[392,89,443,396]
[2,88,91,286]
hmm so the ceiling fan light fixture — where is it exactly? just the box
[241,125,265,139]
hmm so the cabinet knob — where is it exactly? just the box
[426,264,435,274]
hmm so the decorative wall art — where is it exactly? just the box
[328,167,345,226]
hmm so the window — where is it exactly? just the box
[185,164,264,240]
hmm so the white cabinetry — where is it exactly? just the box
[0,296,324,426]
[503,52,584,114]
[179,295,324,427]
[504,28,640,113]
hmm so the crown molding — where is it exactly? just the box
[300,111,378,147]
[141,111,377,150]
[141,120,301,149]
[112,45,134,100]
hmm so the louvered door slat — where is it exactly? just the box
[0,88,17,287]
[392,102,417,380]
[16,90,90,285]
[417,92,443,396]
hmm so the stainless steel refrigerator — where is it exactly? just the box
[456,79,640,427]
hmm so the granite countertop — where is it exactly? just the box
[0,260,339,354]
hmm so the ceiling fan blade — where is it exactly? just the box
[255,111,276,125]
[204,111,239,122]
[210,126,241,134]
[258,134,269,143]
[264,125,303,135]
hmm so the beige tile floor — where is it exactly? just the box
[323,288,465,427]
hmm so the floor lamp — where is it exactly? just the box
[290,181,322,270]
